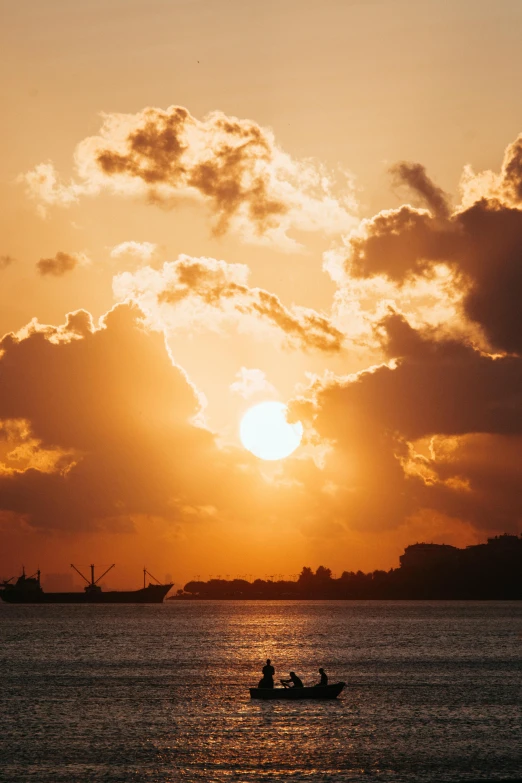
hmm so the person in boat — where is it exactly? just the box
[258,658,275,688]
[314,668,328,687]
[280,671,304,688]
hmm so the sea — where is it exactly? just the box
[0,601,521,783]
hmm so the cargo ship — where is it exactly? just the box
[0,564,173,604]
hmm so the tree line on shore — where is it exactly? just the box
[170,536,522,600]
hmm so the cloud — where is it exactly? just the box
[18,162,86,219]
[459,132,522,208]
[499,134,522,204]
[390,161,452,219]
[36,251,90,277]
[0,255,14,269]
[230,368,277,399]
[343,205,454,282]
[0,304,220,530]
[417,433,522,531]
[369,311,522,438]
[21,105,357,249]
[109,241,158,261]
[114,254,344,352]
[335,132,522,354]
[292,312,522,533]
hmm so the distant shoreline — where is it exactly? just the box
[167,595,522,601]
[171,534,522,601]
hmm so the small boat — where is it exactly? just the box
[250,682,345,700]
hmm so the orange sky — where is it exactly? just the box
[2,0,522,590]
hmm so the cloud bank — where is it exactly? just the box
[0,304,521,552]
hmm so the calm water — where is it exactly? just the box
[1,601,521,783]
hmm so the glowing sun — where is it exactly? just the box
[239,401,303,461]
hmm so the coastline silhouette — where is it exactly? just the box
[171,535,522,600]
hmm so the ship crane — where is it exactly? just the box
[0,575,15,593]
[143,568,163,589]
[70,563,115,593]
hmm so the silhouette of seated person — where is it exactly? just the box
[314,667,328,687]
[258,658,275,689]
[280,671,304,688]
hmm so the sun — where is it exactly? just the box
[239,401,303,461]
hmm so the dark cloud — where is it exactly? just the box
[344,135,522,353]
[295,313,522,533]
[0,255,14,269]
[96,106,190,184]
[425,433,522,531]
[390,161,451,219]
[37,251,80,277]
[348,205,455,281]
[0,305,220,530]
[368,312,522,438]
[93,107,287,236]
[455,202,522,353]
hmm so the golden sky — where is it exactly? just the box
[2,0,522,589]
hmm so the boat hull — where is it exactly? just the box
[250,682,345,700]
[0,584,172,604]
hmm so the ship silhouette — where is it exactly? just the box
[0,564,173,604]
